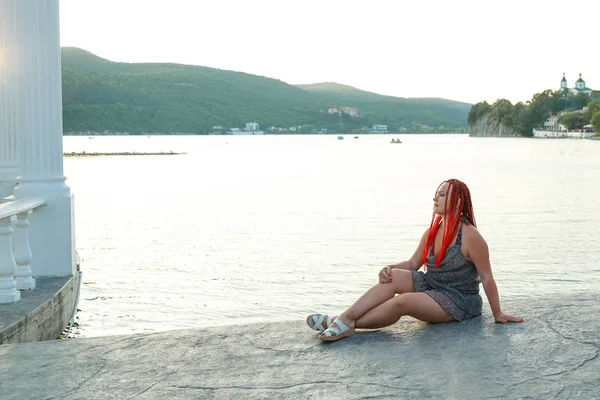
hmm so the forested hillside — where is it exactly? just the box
[61,47,471,134]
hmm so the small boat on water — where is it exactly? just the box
[390,138,402,143]
[337,135,344,140]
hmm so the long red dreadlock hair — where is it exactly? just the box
[421,179,476,267]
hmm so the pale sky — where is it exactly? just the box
[59,0,598,105]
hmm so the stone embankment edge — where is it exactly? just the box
[0,271,80,344]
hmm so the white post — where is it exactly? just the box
[0,215,20,303]
[13,209,36,290]
[0,0,20,198]
[13,0,77,276]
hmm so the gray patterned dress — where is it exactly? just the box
[410,220,482,321]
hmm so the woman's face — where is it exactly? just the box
[433,182,450,215]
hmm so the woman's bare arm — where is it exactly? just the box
[463,225,523,323]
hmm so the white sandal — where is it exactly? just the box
[319,318,355,342]
[306,314,335,332]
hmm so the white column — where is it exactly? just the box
[13,209,36,290]
[0,0,20,198]
[13,0,68,196]
[0,215,20,303]
[13,0,77,276]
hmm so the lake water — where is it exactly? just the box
[62,134,600,337]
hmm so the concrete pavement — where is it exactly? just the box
[1,293,598,399]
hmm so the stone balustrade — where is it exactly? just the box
[0,197,46,303]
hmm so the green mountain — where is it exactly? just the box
[297,83,471,130]
[61,47,470,134]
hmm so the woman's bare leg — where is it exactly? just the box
[354,292,454,329]
[322,269,415,334]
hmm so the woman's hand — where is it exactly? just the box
[378,266,393,284]
[494,312,524,324]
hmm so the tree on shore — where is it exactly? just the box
[585,99,600,120]
[467,101,491,127]
[558,112,586,130]
[591,111,600,135]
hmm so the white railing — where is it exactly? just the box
[0,197,45,303]
[532,129,595,139]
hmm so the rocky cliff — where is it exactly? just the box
[470,116,519,137]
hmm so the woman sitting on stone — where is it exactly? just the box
[307,178,523,342]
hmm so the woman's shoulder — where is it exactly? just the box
[462,223,486,244]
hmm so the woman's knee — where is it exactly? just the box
[389,269,415,293]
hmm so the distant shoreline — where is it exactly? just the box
[64,151,186,157]
[63,132,470,136]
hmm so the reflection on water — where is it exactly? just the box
[63,134,600,337]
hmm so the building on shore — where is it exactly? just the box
[560,73,593,96]
[230,122,264,135]
[532,74,596,138]
[211,125,224,134]
[540,114,567,133]
[370,124,388,133]
[533,107,595,138]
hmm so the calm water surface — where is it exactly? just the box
[62,134,600,337]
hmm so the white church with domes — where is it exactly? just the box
[560,73,593,95]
